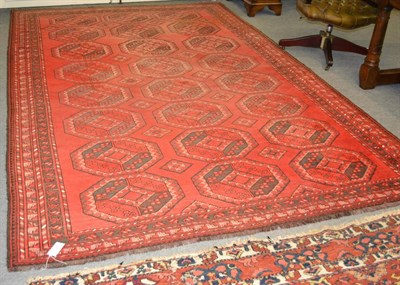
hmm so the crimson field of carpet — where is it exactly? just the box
[8,3,400,270]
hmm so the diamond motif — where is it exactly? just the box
[161,160,192,173]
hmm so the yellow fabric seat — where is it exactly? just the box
[298,0,377,29]
[279,0,378,69]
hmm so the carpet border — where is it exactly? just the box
[7,8,19,272]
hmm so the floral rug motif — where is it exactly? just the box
[29,213,400,284]
[8,3,400,270]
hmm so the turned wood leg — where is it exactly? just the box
[359,5,392,89]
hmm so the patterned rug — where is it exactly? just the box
[8,3,400,270]
[28,213,400,284]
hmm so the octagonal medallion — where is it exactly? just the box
[80,173,184,223]
[55,62,120,83]
[216,72,279,93]
[49,27,105,42]
[64,109,144,139]
[261,117,338,148]
[120,39,177,56]
[290,147,376,185]
[237,93,307,118]
[52,42,111,61]
[155,101,231,128]
[142,78,209,101]
[156,11,200,21]
[168,20,219,35]
[49,15,101,26]
[193,160,289,204]
[130,57,191,78]
[171,127,257,161]
[184,35,238,53]
[59,83,132,109]
[111,23,164,38]
[201,54,257,72]
[104,13,153,23]
[71,138,162,176]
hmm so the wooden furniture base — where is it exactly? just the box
[279,25,369,70]
[359,0,400,89]
[242,0,282,17]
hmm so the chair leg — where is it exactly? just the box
[278,34,322,49]
[279,25,335,69]
[322,35,333,70]
[320,25,334,70]
[279,24,368,70]
[330,37,368,55]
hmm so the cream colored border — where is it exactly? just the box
[28,207,400,284]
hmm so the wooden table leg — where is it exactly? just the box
[359,2,400,89]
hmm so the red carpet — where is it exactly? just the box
[28,213,400,284]
[8,3,400,270]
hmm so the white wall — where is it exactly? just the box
[1,0,167,9]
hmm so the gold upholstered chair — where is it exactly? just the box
[279,0,378,70]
